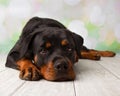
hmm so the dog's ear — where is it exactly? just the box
[72,33,84,57]
[21,17,41,38]
[19,17,41,58]
[5,17,41,69]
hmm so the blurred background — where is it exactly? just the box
[0,0,120,55]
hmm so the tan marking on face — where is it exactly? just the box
[46,42,52,48]
[67,59,76,80]
[74,51,79,62]
[40,59,75,81]
[61,39,68,46]
[40,61,56,81]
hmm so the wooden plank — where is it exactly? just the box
[0,64,6,72]
[1,55,120,96]
[0,55,6,72]
[98,56,120,78]
[116,54,120,57]
[12,79,75,96]
[0,69,25,96]
[74,59,120,96]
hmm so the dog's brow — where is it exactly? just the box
[61,39,69,46]
[45,42,52,48]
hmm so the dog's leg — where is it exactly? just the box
[80,50,101,60]
[17,58,42,81]
[89,49,116,57]
[80,46,116,60]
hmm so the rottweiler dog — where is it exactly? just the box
[5,17,116,81]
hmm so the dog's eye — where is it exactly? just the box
[67,48,72,51]
[66,47,73,52]
[40,48,48,55]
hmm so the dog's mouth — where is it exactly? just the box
[54,78,73,82]
[40,59,76,81]
[53,75,75,81]
[41,66,76,81]
[43,74,75,82]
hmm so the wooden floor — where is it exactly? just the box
[0,55,120,96]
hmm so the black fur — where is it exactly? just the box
[5,17,84,69]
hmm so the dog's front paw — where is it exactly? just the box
[19,66,42,81]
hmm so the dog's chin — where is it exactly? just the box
[43,73,76,82]
[44,77,75,82]
[41,64,76,81]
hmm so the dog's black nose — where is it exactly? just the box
[54,61,68,71]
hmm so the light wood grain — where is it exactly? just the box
[98,57,120,78]
[74,59,120,96]
[0,55,6,72]
[0,69,25,96]
[12,79,75,96]
[0,55,120,96]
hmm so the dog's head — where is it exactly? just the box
[19,17,83,81]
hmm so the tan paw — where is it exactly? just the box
[19,66,42,81]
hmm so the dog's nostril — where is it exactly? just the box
[54,62,68,71]
[64,66,67,69]
[56,65,61,70]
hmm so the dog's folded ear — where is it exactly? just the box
[5,17,41,68]
[21,17,41,37]
[72,33,84,57]
[19,17,42,58]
